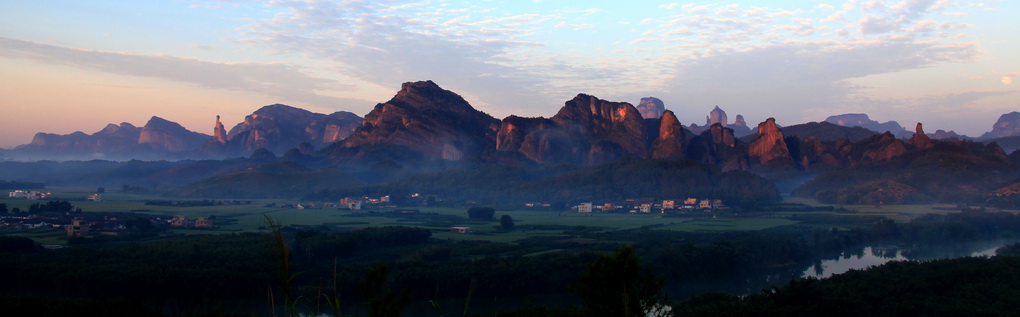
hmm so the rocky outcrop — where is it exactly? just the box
[733,115,747,128]
[687,124,749,171]
[636,97,666,119]
[212,115,228,144]
[825,113,910,138]
[729,114,753,137]
[908,123,934,150]
[322,111,362,143]
[748,118,793,166]
[340,80,499,162]
[493,116,569,164]
[979,112,1020,139]
[494,94,649,165]
[552,94,648,164]
[789,137,853,171]
[138,116,209,152]
[706,106,728,127]
[860,133,908,162]
[225,104,363,155]
[650,111,686,159]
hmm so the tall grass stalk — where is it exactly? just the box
[265,215,298,316]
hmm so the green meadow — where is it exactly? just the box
[5,187,999,245]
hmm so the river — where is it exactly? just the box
[802,239,1015,279]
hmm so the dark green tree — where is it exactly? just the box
[359,264,412,317]
[0,203,7,214]
[0,236,38,253]
[578,245,665,317]
[467,207,496,221]
[500,214,515,231]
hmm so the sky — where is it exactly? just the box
[1,0,1018,148]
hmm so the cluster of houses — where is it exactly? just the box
[337,195,392,210]
[7,190,52,200]
[574,198,726,214]
[170,216,215,229]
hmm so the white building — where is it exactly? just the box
[639,203,652,213]
[8,190,51,200]
[577,202,593,213]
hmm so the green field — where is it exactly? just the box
[5,187,997,245]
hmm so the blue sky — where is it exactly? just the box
[1,0,1017,147]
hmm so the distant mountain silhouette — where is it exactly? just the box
[825,113,910,138]
[10,117,209,160]
[980,112,1020,140]
[139,116,208,152]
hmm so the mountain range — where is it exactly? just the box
[1,80,1019,206]
[4,81,1017,162]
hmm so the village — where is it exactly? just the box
[2,188,730,242]
[571,198,726,214]
[2,190,221,240]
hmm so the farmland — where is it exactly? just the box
[4,186,1003,246]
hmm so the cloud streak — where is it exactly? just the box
[0,37,364,108]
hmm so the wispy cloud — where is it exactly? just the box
[211,0,996,124]
[236,0,558,114]
[0,37,365,108]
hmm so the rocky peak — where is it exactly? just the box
[341,80,499,162]
[908,122,934,149]
[748,118,792,165]
[687,123,748,171]
[708,123,735,148]
[860,132,908,162]
[707,106,728,127]
[733,115,747,128]
[390,80,480,114]
[225,104,364,155]
[552,94,647,160]
[98,122,138,135]
[321,111,362,143]
[212,115,228,144]
[651,110,686,159]
[636,97,666,119]
[728,114,753,137]
[979,112,1020,139]
[139,116,209,152]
